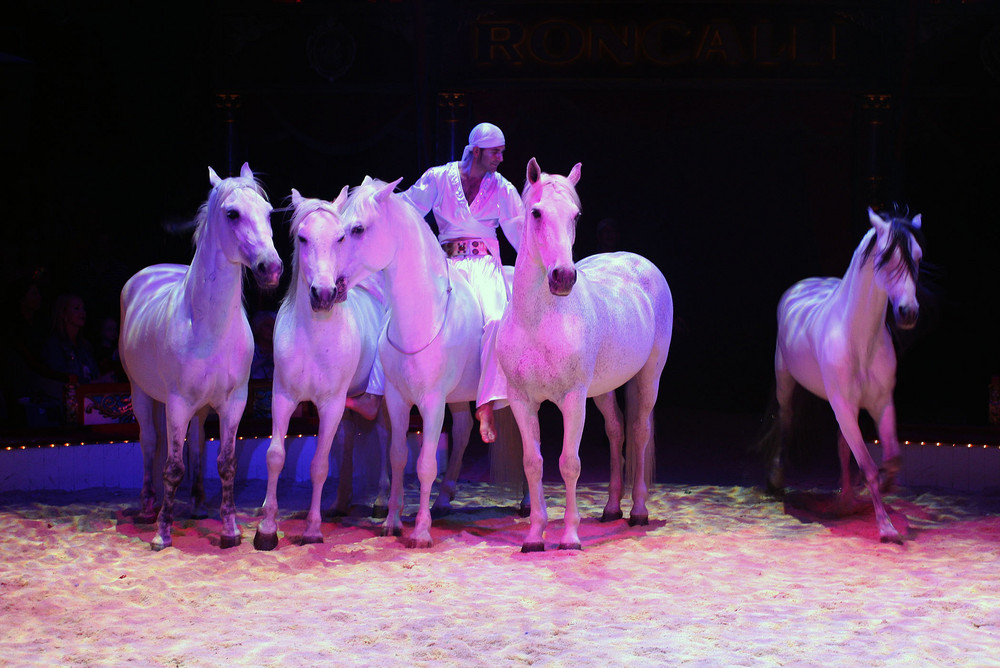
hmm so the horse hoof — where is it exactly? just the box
[372,505,389,519]
[557,543,582,551]
[600,510,623,523]
[520,542,545,553]
[219,534,241,549]
[135,513,156,525]
[407,537,433,549]
[628,514,649,527]
[301,535,324,545]
[880,533,904,545]
[150,539,171,552]
[518,504,531,518]
[253,531,279,551]
[382,525,402,538]
[765,481,786,499]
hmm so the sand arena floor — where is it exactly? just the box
[2,473,1000,667]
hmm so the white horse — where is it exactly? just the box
[334,176,491,548]
[497,158,673,552]
[769,207,923,544]
[120,163,283,550]
[253,188,387,550]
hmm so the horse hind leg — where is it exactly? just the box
[330,414,357,518]
[130,388,159,524]
[186,407,210,519]
[593,390,625,523]
[767,367,796,498]
[431,403,473,519]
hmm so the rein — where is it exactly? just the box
[385,259,454,355]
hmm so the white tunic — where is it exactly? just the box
[402,161,524,407]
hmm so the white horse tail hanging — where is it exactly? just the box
[769,206,923,544]
[120,163,283,550]
[497,158,674,552]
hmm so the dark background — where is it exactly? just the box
[2,0,999,440]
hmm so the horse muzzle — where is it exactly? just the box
[894,304,919,330]
[332,276,350,304]
[548,266,577,296]
[253,258,284,290]
[309,285,337,312]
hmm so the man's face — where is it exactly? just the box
[476,145,505,172]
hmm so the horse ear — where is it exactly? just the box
[375,177,404,203]
[291,188,303,207]
[209,166,222,187]
[910,213,922,229]
[868,207,889,233]
[527,158,541,185]
[568,162,582,186]
[240,162,253,180]
[333,185,350,209]
[362,175,374,186]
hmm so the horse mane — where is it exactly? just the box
[192,173,268,249]
[521,170,582,213]
[283,195,342,305]
[861,207,923,281]
[346,177,444,257]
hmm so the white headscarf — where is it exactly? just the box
[462,122,506,162]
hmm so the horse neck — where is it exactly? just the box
[833,242,888,343]
[183,228,246,335]
[379,199,451,340]
[509,232,555,322]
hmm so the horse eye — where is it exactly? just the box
[531,208,542,219]
[351,225,364,236]
[226,209,240,221]
[296,235,307,245]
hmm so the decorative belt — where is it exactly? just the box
[442,239,492,258]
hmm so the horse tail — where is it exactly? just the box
[489,406,525,489]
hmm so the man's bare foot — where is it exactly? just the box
[476,402,496,443]
[346,393,381,421]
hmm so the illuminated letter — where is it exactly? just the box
[477,22,524,64]
[694,23,745,65]
[591,22,637,65]
[530,21,585,64]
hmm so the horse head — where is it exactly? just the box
[205,162,283,289]
[289,186,350,312]
[523,158,583,296]
[868,207,923,330]
[334,176,404,302]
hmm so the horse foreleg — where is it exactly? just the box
[873,402,902,493]
[836,430,859,508]
[304,399,345,544]
[152,403,192,551]
[130,389,158,523]
[254,393,295,551]
[510,396,546,552]
[593,391,625,522]
[331,414,356,517]
[830,398,903,544]
[372,409,391,518]
[432,403,473,518]
[382,393,410,538]
[214,398,247,549]
[187,408,209,519]
[556,392,587,550]
[409,400,447,548]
